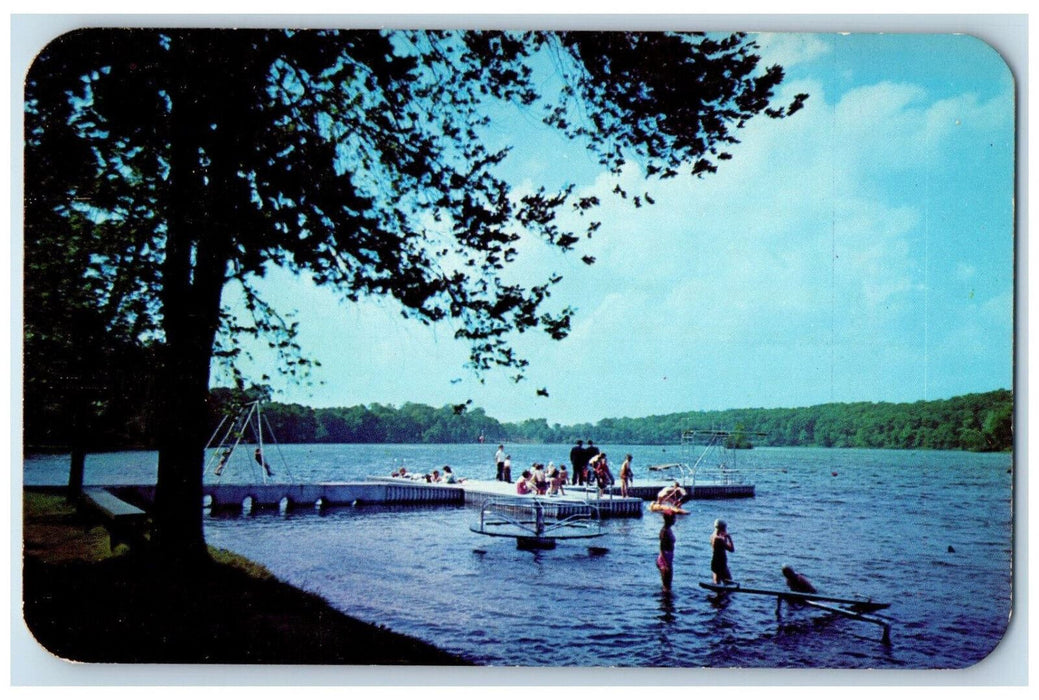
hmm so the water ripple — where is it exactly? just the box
[26,444,1013,669]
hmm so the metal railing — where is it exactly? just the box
[470,496,604,541]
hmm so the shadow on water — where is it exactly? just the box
[656,590,676,623]
[648,590,678,666]
[708,591,735,610]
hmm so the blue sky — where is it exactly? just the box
[216,30,1015,424]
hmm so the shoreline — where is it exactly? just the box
[20,488,473,666]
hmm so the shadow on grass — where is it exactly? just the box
[22,489,472,665]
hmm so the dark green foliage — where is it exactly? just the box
[198,389,1013,452]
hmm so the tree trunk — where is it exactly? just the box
[64,380,91,504]
[151,339,213,564]
[66,447,85,504]
[149,37,243,566]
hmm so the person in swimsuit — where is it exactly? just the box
[656,481,687,507]
[557,465,569,491]
[532,463,548,494]
[658,512,677,592]
[619,454,634,497]
[516,470,535,495]
[593,453,614,498]
[710,519,735,585]
[547,465,566,496]
[781,565,817,593]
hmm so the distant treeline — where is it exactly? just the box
[209,388,1013,452]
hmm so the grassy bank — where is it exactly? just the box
[21,489,471,665]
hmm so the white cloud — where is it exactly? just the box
[755,33,832,70]
[524,65,1011,414]
[227,39,1013,422]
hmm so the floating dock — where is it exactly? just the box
[603,483,755,500]
[368,477,644,517]
[106,474,750,520]
[114,478,643,517]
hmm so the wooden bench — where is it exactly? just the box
[80,488,150,552]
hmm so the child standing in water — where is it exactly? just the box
[657,513,677,592]
[710,519,735,585]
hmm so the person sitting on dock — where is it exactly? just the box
[442,466,465,484]
[516,470,535,495]
[656,482,687,507]
[532,463,548,495]
[710,519,735,585]
[548,465,566,496]
[781,565,817,593]
[430,470,442,483]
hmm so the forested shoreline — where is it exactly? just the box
[25,388,1012,454]
[210,389,1012,453]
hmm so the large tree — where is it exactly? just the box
[24,37,164,498]
[24,28,806,563]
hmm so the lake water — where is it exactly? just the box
[23,444,1014,670]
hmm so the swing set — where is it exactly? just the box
[204,400,293,483]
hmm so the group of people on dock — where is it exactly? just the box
[515,462,569,496]
[389,465,465,484]
[495,441,636,499]
[569,439,622,491]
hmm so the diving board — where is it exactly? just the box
[699,581,892,643]
[698,582,890,611]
